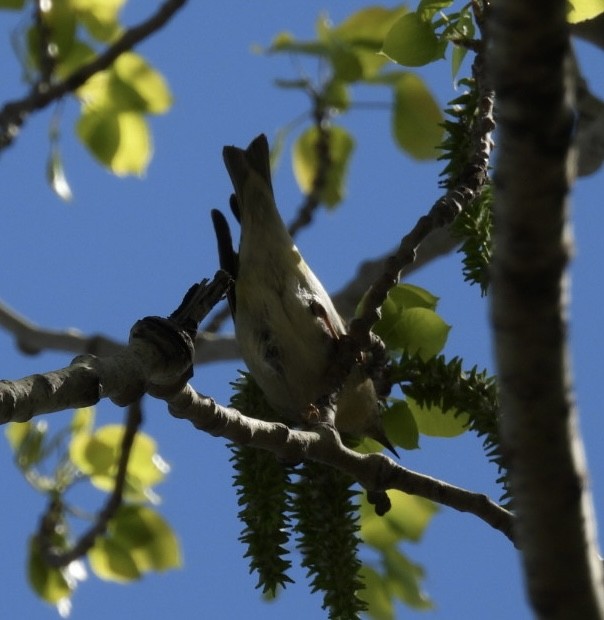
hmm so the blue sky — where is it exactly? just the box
[1,2,603,619]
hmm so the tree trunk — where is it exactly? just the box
[489,1,604,617]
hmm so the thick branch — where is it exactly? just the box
[0,274,229,422]
[488,1,604,618]
[0,0,188,150]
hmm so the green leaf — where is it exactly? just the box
[392,72,443,160]
[388,283,439,311]
[361,491,437,549]
[383,401,419,450]
[78,53,172,115]
[381,12,445,67]
[77,109,152,176]
[359,565,395,620]
[70,407,95,434]
[5,421,33,453]
[28,537,72,604]
[333,6,409,44]
[69,427,115,477]
[39,0,77,60]
[323,79,350,111]
[112,53,172,114]
[6,421,47,469]
[70,424,168,499]
[567,0,604,22]
[376,305,450,359]
[384,548,432,609]
[329,44,363,82]
[56,40,96,78]
[292,125,354,206]
[70,0,126,41]
[329,5,409,79]
[89,537,141,583]
[416,0,455,22]
[375,284,446,355]
[110,505,182,572]
[407,398,469,437]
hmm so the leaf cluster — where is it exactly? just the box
[373,283,507,500]
[359,491,436,617]
[3,0,172,193]
[5,407,180,612]
[266,4,463,211]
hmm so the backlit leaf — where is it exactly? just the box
[358,566,395,620]
[381,12,445,67]
[113,53,172,114]
[28,537,72,604]
[69,424,168,497]
[386,283,439,311]
[333,6,408,43]
[70,407,95,434]
[408,398,469,437]
[110,505,182,572]
[383,401,419,450]
[77,110,151,176]
[416,0,454,22]
[375,302,450,360]
[393,72,443,160]
[292,125,354,206]
[361,491,437,549]
[567,0,604,22]
[89,537,140,583]
[384,548,432,609]
[70,0,125,41]
[6,421,47,469]
[78,53,171,115]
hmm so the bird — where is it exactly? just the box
[211,133,396,455]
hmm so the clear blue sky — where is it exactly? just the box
[1,2,602,619]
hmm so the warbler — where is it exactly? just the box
[212,134,395,454]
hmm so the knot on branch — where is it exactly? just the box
[129,316,194,397]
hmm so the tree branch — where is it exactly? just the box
[348,49,494,349]
[0,298,238,363]
[162,383,515,543]
[0,269,514,545]
[488,0,604,617]
[0,273,230,422]
[0,0,188,151]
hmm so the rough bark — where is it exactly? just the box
[489,1,604,618]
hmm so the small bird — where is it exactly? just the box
[212,134,395,454]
